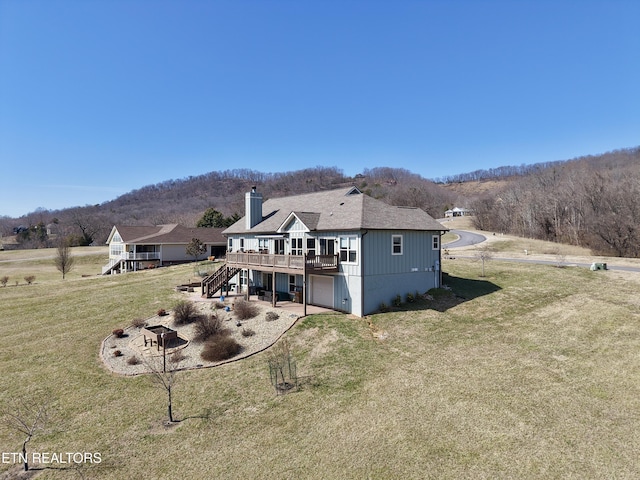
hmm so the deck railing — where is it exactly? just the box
[226,252,338,272]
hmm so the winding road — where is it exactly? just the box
[443,230,486,249]
[443,229,640,273]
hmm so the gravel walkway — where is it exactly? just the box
[100,297,303,376]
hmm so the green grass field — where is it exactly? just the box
[1,248,640,479]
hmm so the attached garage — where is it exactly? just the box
[309,275,334,308]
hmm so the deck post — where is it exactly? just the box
[272,270,277,307]
[303,272,307,317]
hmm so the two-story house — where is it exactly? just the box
[206,186,447,317]
[103,224,226,274]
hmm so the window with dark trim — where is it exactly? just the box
[306,238,316,256]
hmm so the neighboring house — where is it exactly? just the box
[103,224,226,274]
[444,207,472,218]
[208,186,447,317]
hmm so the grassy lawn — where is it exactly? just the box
[1,249,640,478]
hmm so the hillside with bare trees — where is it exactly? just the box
[2,147,639,256]
[0,166,456,249]
[470,147,640,257]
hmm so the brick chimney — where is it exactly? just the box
[245,186,263,229]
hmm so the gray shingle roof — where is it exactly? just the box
[223,187,447,234]
[110,224,226,244]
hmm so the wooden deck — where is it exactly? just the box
[226,252,339,274]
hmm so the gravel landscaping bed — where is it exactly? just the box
[100,299,302,375]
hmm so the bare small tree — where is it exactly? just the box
[1,394,51,471]
[268,339,297,395]
[552,246,567,268]
[144,352,184,423]
[186,237,207,262]
[473,245,494,277]
[54,238,75,279]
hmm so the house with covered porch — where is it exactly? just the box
[103,224,226,274]
[204,186,447,317]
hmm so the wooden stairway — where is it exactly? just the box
[201,264,242,298]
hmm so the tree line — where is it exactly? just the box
[472,149,640,257]
[0,166,456,249]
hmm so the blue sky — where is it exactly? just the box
[1,0,639,218]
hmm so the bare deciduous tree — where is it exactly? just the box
[267,339,297,394]
[474,246,494,277]
[144,353,184,423]
[186,237,207,262]
[54,238,75,279]
[1,394,51,471]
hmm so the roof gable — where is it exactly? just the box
[277,211,321,233]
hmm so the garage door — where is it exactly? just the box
[310,275,334,308]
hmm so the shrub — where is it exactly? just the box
[112,328,125,338]
[265,311,279,322]
[406,292,415,303]
[24,275,36,285]
[131,317,146,328]
[234,298,259,320]
[392,294,402,307]
[157,308,167,316]
[173,300,199,325]
[241,328,255,337]
[193,314,229,343]
[171,351,187,363]
[201,336,242,362]
[127,356,140,365]
[0,276,8,287]
[379,302,390,313]
[213,301,226,310]
[113,350,123,357]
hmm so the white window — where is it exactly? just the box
[258,238,269,252]
[392,235,403,255]
[110,244,123,257]
[239,238,245,251]
[340,236,357,263]
[291,238,303,255]
[228,238,233,251]
[432,235,440,250]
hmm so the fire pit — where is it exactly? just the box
[142,325,178,351]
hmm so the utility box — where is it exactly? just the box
[590,262,607,271]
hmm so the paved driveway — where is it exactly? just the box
[443,229,486,248]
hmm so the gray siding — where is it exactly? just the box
[361,230,441,315]
[228,229,441,317]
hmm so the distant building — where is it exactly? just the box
[103,224,226,274]
[444,207,472,218]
